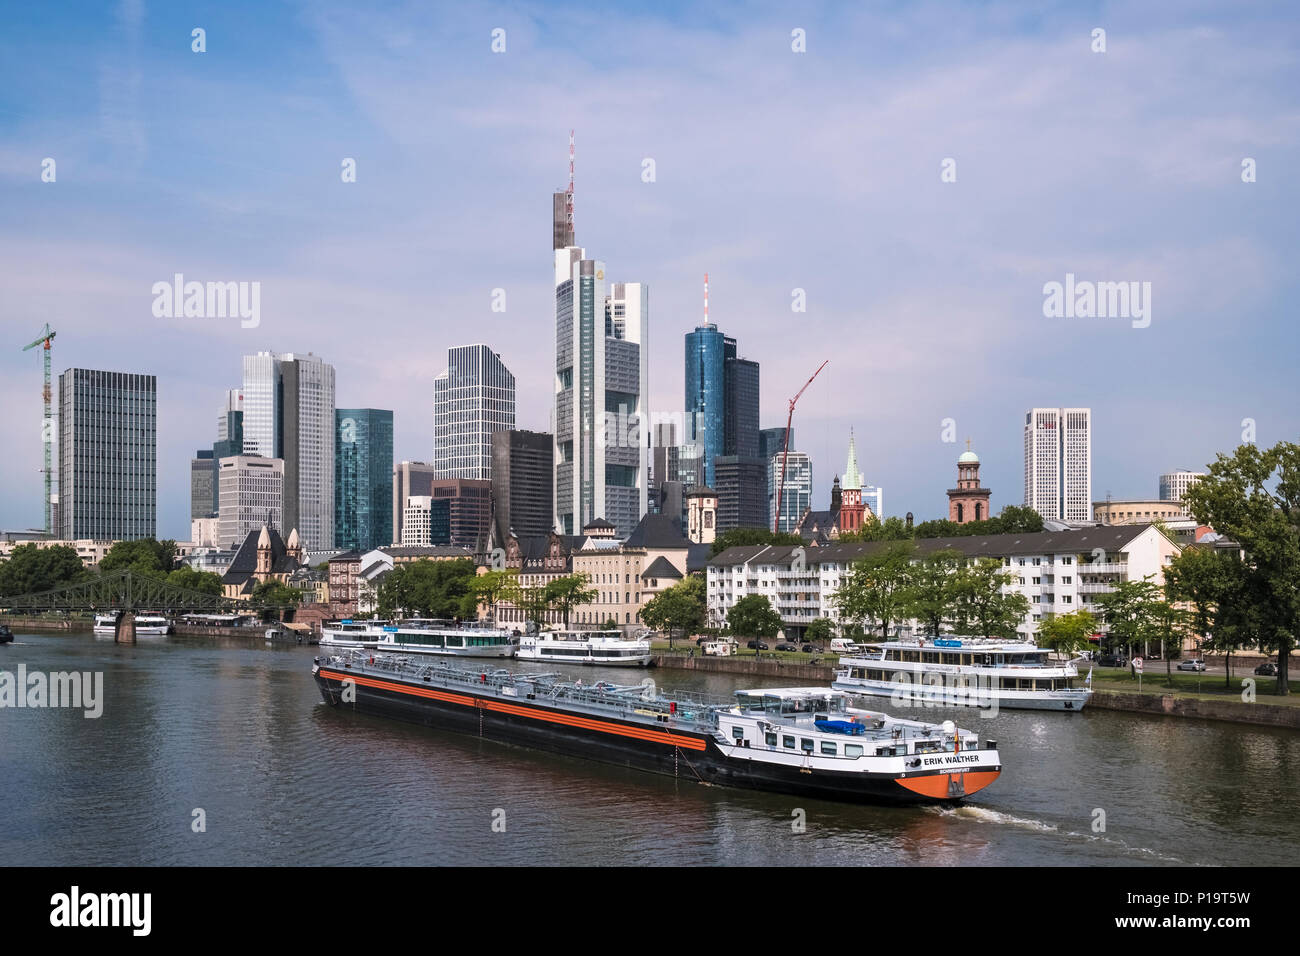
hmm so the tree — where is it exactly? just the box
[1095,577,1164,670]
[250,580,303,619]
[903,549,962,637]
[640,577,706,648]
[99,539,177,578]
[1183,441,1299,695]
[544,573,598,627]
[710,527,803,557]
[1036,610,1097,657]
[375,558,478,618]
[804,616,835,646]
[468,568,518,623]
[949,558,1030,639]
[506,579,553,630]
[166,566,223,596]
[0,544,89,597]
[833,541,916,637]
[726,594,782,640]
[1150,600,1195,685]
[841,515,911,542]
[1165,545,1251,687]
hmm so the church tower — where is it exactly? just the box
[947,439,992,524]
[838,430,866,534]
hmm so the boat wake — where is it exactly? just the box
[929,805,1195,864]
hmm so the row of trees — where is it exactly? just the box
[374,562,604,628]
[833,544,1031,640]
[0,539,226,601]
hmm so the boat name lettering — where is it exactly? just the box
[923,754,984,766]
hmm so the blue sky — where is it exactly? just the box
[2,0,1298,540]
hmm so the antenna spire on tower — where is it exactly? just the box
[703,272,709,325]
[566,129,575,238]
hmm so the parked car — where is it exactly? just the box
[775,643,799,652]
[801,644,816,653]
[1177,659,1206,672]
[1255,661,1278,676]
[746,640,769,651]
[1096,654,1129,668]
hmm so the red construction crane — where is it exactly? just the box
[21,323,57,534]
[774,360,828,533]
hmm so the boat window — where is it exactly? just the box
[731,726,745,740]
[845,744,863,758]
[820,741,837,755]
[765,733,778,747]
[783,736,796,749]
[800,739,814,753]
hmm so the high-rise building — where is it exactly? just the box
[724,344,760,461]
[191,450,216,523]
[553,250,648,537]
[491,430,554,539]
[392,461,437,546]
[242,351,336,550]
[216,388,243,443]
[57,368,156,541]
[335,409,394,553]
[212,394,244,517]
[759,427,791,464]
[769,451,811,533]
[433,344,516,481]
[401,496,450,546]
[217,455,283,549]
[1159,470,1205,503]
[430,479,491,549]
[714,455,768,533]
[684,322,726,486]
[1024,407,1092,522]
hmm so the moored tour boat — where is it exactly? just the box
[312,652,1003,805]
[833,637,1092,712]
[321,619,516,659]
[92,613,172,635]
[515,629,652,667]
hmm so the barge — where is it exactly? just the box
[313,651,1002,805]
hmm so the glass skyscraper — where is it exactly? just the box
[433,344,516,481]
[58,368,156,540]
[684,324,726,486]
[335,408,394,553]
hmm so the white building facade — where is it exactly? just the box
[217,455,284,549]
[1159,470,1205,503]
[769,451,811,533]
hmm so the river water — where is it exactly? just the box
[1,631,1295,866]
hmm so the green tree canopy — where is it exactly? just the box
[98,539,177,578]
[832,540,916,637]
[641,576,706,646]
[804,616,835,644]
[375,558,478,619]
[0,544,89,597]
[166,566,223,596]
[710,527,803,557]
[544,573,598,627]
[1036,609,1097,656]
[948,557,1030,639]
[1183,440,1299,695]
[726,594,782,640]
[902,549,963,637]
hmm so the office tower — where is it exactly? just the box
[217,455,284,549]
[401,496,450,546]
[769,451,811,533]
[1024,407,1092,522]
[393,461,437,546]
[335,408,394,553]
[242,351,336,549]
[57,368,156,540]
[714,455,768,532]
[684,321,726,486]
[491,429,554,539]
[433,344,516,481]
[724,342,759,460]
[759,427,791,464]
[191,450,216,523]
[1160,470,1205,503]
[216,388,243,443]
[429,479,491,548]
[553,257,649,538]
[212,392,244,516]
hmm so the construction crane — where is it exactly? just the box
[774,359,828,534]
[22,323,56,534]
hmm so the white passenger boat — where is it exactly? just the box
[515,629,652,667]
[321,618,516,659]
[93,613,172,635]
[833,637,1091,712]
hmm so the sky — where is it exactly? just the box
[1,0,1297,541]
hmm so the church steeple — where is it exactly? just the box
[843,428,863,491]
[838,430,866,533]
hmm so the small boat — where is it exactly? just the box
[321,618,516,659]
[515,629,652,667]
[313,652,1003,805]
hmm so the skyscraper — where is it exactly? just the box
[491,430,554,540]
[433,344,516,481]
[242,351,336,549]
[769,451,811,533]
[1024,407,1092,522]
[335,408,394,553]
[723,341,760,460]
[1159,470,1205,503]
[392,460,437,546]
[684,321,726,486]
[714,455,768,532]
[191,450,215,523]
[57,368,156,541]
[217,455,284,549]
[552,176,649,537]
